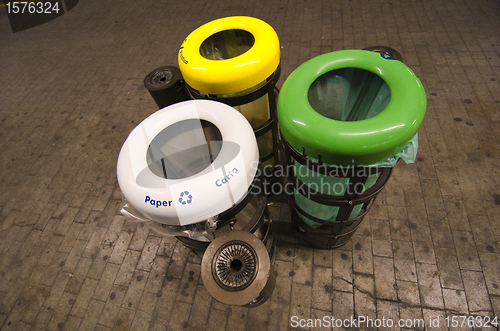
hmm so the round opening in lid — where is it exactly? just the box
[308,68,391,122]
[146,119,223,180]
[200,29,255,60]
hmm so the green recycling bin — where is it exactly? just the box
[277,49,426,248]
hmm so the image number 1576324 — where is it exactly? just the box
[5,1,61,14]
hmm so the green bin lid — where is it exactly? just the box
[277,50,426,166]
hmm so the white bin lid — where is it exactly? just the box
[117,100,259,226]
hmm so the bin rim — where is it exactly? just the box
[277,49,426,166]
[178,16,280,95]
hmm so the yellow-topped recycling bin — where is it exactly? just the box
[178,16,281,188]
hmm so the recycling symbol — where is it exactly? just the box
[178,191,193,205]
[380,53,397,60]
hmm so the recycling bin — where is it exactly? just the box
[178,16,281,191]
[117,100,275,306]
[144,66,191,109]
[277,50,426,248]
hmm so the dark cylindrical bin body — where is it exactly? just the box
[283,141,392,248]
[144,66,191,109]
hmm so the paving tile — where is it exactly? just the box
[54,207,79,236]
[40,251,69,287]
[30,306,53,330]
[373,256,397,301]
[136,291,158,315]
[245,300,277,331]
[81,226,108,260]
[175,262,200,304]
[164,241,191,280]
[65,257,93,294]
[331,250,353,293]
[42,271,73,311]
[443,196,471,231]
[156,235,177,258]
[398,305,425,331]
[87,244,114,280]
[393,240,417,282]
[112,307,136,331]
[442,289,469,314]
[311,266,333,310]
[3,284,46,329]
[114,250,141,287]
[62,239,87,274]
[427,210,454,248]
[291,245,313,285]
[477,251,500,296]
[74,196,98,225]
[122,270,149,310]
[38,243,61,267]
[352,234,373,275]
[353,273,376,327]
[186,284,212,330]
[130,309,153,331]
[70,277,99,318]
[411,224,436,264]
[385,178,406,207]
[490,295,500,320]
[396,280,420,307]
[376,300,400,331]
[469,215,499,254]
[434,247,464,290]
[462,270,492,314]
[306,308,332,330]
[58,222,84,254]
[313,249,332,268]
[387,205,409,222]
[290,282,311,320]
[143,255,170,295]
[150,278,181,327]
[101,215,126,248]
[415,155,438,181]
[77,213,99,242]
[330,291,353,326]
[61,315,82,330]
[205,308,227,331]
[389,219,412,242]
[403,191,427,224]
[92,186,115,212]
[422,309,447,331]
[108,231,134,265]
[452,230,482,271]
[45,291,77,331]
[136,235,161,271]
[78,298,106,331]
[370,191,389,220]
[265,271,294,329]
[128,222,151,252]
[98,285,128,328]
[415,263,444,309]
[421,179,445,210]
[370,219,391,242]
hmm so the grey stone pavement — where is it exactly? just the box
[1,0,500,330]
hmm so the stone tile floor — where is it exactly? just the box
[0,0,499,330]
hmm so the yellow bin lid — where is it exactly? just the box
[178,16,280,95]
